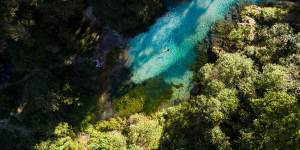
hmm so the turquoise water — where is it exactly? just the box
[128,0,262,98]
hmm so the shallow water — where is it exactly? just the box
[128,0,263,98]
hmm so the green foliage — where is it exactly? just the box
[35,123,84,150]
[242,22,299,64]
[114,79,172,116]
[251,91,296,115]
[101,131,127,150]
[209,20,235,54]
[247,91,300,149]
[1,0,101,113]
[216,53,254,85]
[259,23,293,50]
[279,53,300,81]
[228,22,256,48]
[95,117,126,131]
[243,23,300,65]
[85,125,127,150]
[231,10,297,65]
[0,0,103,149]
[85,114,162,150]
[54,123,75,138]
[260,7,288,22]
[160,4,300,149]
[203,80,226,96]
[291,33,300,53]
[1,2,300,150]
[241,5,262,19]
[127,114,163,150]
[259,64,291,92]
[199,53,255,96]
[241,5,288,23]
[114,94,145,117]
[192,88,239,124]
[244,45,272,64]
[209,126,232,150]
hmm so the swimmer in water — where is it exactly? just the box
[158,48,170,58]
[162,48,170,53]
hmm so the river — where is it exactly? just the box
[128,0,260,98]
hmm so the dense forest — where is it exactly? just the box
[0,0,299,150]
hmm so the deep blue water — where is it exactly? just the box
[128,0,265,98]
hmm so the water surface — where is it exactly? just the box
[128,0,261,98]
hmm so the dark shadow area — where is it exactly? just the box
[282,0,300,32]
[88,0,166,36]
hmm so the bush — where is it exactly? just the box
[127,114,163,150]
[259,64,291,92]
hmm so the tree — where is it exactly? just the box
[0,0,102,149]
[228,21,256,49]
[216,53,254,86]
[258,64,291,92]
[127,114,163,150]
[209,126,232,150]
[113,94,145,117]
[199,53,256,97]
[240,5,287,23]
[244,91,300,149]
[113,78,172,116]
[192,88,239,124]
[279,53,300,82]
[85,125,127,150]
[35,123,84,150]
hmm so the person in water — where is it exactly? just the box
[158,48,170,58]
[162,48,170,53]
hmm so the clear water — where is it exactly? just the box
[128,0,263,98]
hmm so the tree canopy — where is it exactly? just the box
[1,1,300,150]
